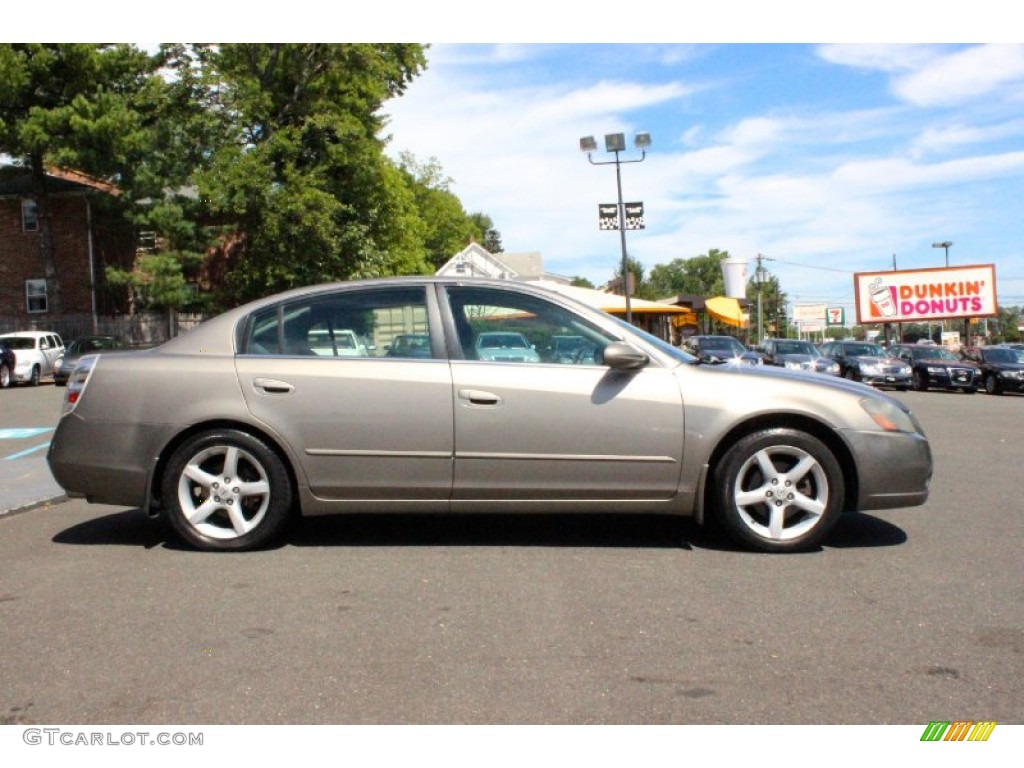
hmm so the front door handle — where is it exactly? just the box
[458,388,502,406]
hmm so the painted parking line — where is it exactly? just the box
[0,428,54,440]
[1,428,55,461]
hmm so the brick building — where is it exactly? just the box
[0,166,135,335]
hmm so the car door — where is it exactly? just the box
[235,285,454,507]
[443,284,685,506]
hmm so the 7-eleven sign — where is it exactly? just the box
[826,307,845,326]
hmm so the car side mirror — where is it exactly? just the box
[601,341,649,370]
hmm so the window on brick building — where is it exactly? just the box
[26,279,48,313]
[22,199,39,232]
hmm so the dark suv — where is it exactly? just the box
[962,346,1024,395]
[889,343,980,393]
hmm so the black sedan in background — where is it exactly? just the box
[818,340,912,390]
[962,346,1024,395]
[53,336,127,386]
[889,343,980,393]
[684,335,760,365]
[755,338,841,376]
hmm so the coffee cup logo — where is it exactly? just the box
[869,277,897,318]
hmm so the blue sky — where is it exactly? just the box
[20,5,1024,320]
[381,41,1024,317]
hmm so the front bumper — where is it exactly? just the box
[843,428,932,511]
[860,372,912,388]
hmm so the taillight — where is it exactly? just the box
[62,354,99,415]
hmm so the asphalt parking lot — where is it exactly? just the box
[1,381,1021,725]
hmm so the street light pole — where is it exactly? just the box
[580,132,650,325]
[932,241,953,342]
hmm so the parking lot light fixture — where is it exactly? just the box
[580,131,652,324]
[932,240,953,268]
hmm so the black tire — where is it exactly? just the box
[843,368,857,381]
[911,370,928,392]
[0,364,10,389]
[712,428,845,553]
[161,429,293,551]
[984,374,1001,395]
[29,365,41,387]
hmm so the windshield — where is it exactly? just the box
[984,348,1023,364]
[478,333,529,349]
[773,341,817,356]
[0,337,35,350]
[914,347,959,361]
[845,344,887,357]
[67,337,119,354]
[702,337,746,354]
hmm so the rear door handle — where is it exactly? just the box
[252,378,295,395]
[458,388,502,406]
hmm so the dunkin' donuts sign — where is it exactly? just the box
[854,265,997,324]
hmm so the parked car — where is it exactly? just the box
[48,277,932,554]
[550,334,597,364]
[386,333,432,358]
[0,331,64,386]
[53,335,127,386]
[888,343,980,393]
[684,335,760,365]
[818,340,912,390]
[474,331,542,363]
[0,340,15,389]
[755,338,840,376]
[961,345,1024,395]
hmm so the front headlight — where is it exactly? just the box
[784,361,802,370]
[860,397,921,433]
[860,362,881,375]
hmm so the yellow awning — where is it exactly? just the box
[705,296,749,328]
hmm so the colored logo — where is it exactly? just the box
[921,721,996,741]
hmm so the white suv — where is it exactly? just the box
[0,331,65,386]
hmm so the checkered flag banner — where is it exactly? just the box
[597,202,645,230]
[624,202,645,230]
[598,204,619,230]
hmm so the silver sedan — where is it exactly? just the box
[48,277,932,553]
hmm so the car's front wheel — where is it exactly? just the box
[984,374,1001,395]
[0,364,10,389]
[713,428,845,553]
[29,365,40,387]
[162,429,294,551]
[911,370,928,391]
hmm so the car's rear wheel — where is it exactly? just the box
[713,428,845,553]
[162,429,293,551]
[0,364,10,389]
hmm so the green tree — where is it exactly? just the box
[646,248,731,298]
[398,153,478,269]
[468,212,503,253]
[0,43,160,313]
[192,43,431,306]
